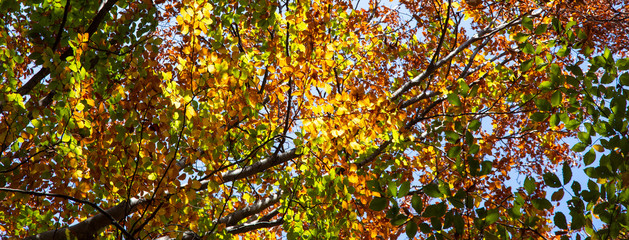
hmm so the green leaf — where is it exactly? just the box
[535,99,551,111]
[530,112,548,122]
[557,46,570,57]
[423,182,443,198]
[369,197,388,211]
[485,209,499,224]
[447,146,461,159]
[535,24,548,35]
[453,213,465,233]
[430,216,442,230]
[438,181,452,196]
[468,119,481,131]
[419,223,432,233]
[398,182,411,197]
[447,93,462,107]
[465,194,474,209]
[445,131,460,142]
[366,180,382,193]
[521,42,535,54]
[531,198,552,210]
[406,221,418,239]
[448,190,466,208]
[513,33,529,43]
[458,79,470,95]
[411,194,423,213]
[620,73,629,86]
[601,72,614,84]
[522,16,534,30]
[588,180,599,192]
[538,81,553,89]
[577,132,591,145]
[520,59,534,72]
[543,172,562,187]
[524,177,536,194]
[617,58,629,70]
[555,212,568,229]
[562,162,572,184]
[583,149,596,165]
[549,114,560,126]
[387,205,400,219]
[391,214,407,226]
[388,181,398,197]
[572,143,587,152]
[571,213,586,230]
[571,181,582,194]
[423,202,447,218]
[551,90,562,107]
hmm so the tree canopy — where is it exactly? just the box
[1,0,628,239]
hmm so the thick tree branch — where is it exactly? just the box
[226,219,284,234]
[25,147,292,240]
[216,191,282,226]
[0,187,134,239]
[51,0,72,51]
[155,193,283,239]
[218,149,300,183]
[24,198,146,240]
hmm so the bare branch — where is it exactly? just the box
[216,191,282,226]
[24,198,145,240]
[226,219,284,234]
[24,146,292,240]
[217,149,300,184]
[0,187,134,239]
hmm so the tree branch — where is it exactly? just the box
[24,198,145,240]
[16,0,119,97]
[0,187,134,239]
[25,147,293,240]
[391,9,543,100]
[216,191,282,226]
[217,149,300,184]
[1,0,120,153]
[226,219,284,234]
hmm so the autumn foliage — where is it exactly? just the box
[1,0,629,239]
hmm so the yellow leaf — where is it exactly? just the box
[186,8,195,20]
[78,182,90,192]
[186,105,196,118]
[69,158,78,168]
[148,173,157,181]
[348,174,358,184]
[199,23,208,34]
[76,102,85,111]
[349,141,361,150]
[84,98,95,107]
[593,144,604,152]
[72,170,83,179]
[182,192,189,205]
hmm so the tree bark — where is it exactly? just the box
[24,198,145,240]
[25,150,294,239]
